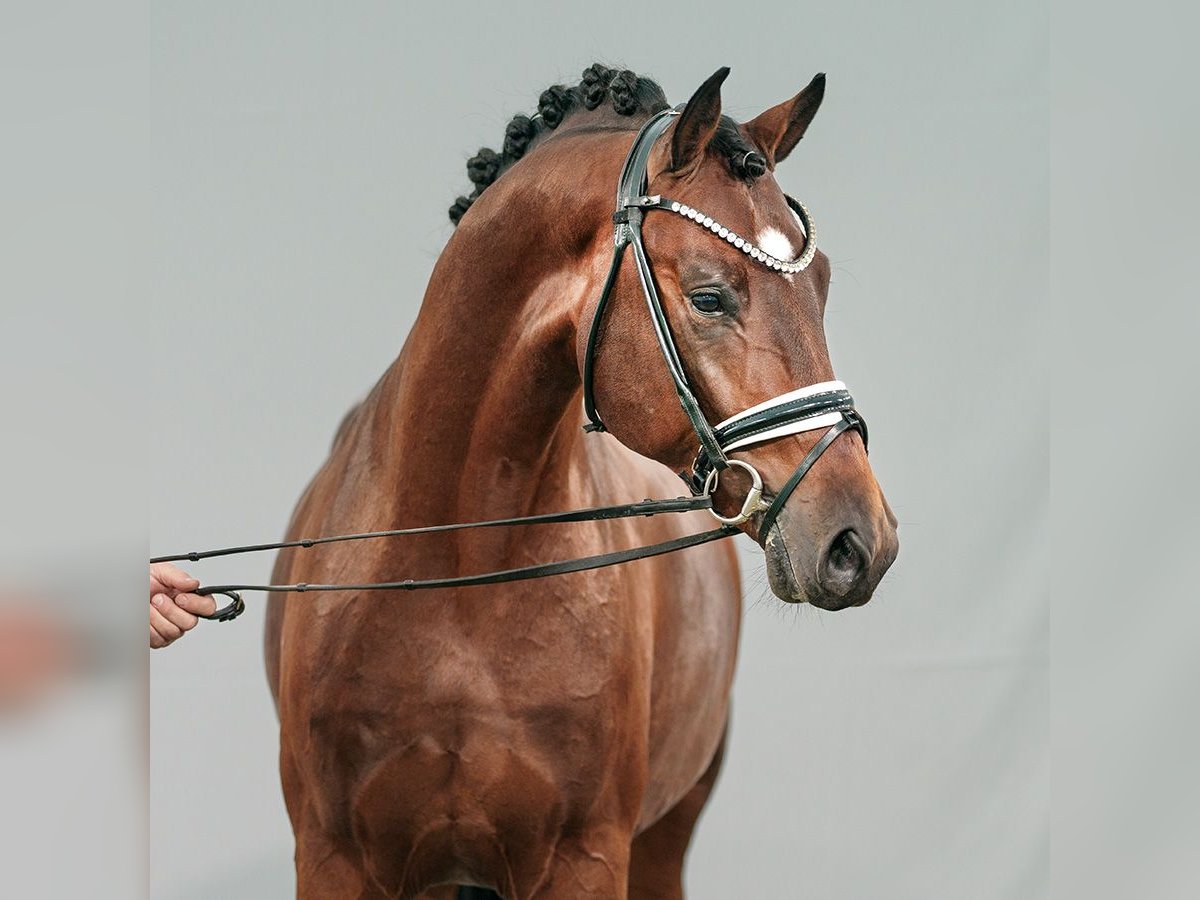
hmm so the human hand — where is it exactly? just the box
[149,562,216,649]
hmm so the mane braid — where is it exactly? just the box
[448,63,766,225]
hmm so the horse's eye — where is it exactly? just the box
[690,292,723,316]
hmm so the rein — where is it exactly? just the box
[153,107,865,626]
[154,497,735,624]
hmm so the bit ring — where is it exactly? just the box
[704,459,767,526]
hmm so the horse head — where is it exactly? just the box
[580,68,898,609]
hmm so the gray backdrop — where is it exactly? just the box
[150,2,1047,897]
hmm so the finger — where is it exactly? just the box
[150,562,200,594]
[150,604,183,643]
[174,592,217,618]
[150,626,167,649]
[155,594,199,633]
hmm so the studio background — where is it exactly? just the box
[150,2,1047,897]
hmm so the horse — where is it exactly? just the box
[264,63,898,899]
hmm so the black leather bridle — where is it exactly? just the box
[580,108,866,532]
[152,108,866,624]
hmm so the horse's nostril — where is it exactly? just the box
[821,529,869,594]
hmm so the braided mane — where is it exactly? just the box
[449,63,766,225]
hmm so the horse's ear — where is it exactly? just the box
[669,67,730,174]
[744,73,826,168]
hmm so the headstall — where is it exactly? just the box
[580,107,866,531]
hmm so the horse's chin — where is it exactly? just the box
[762,525,811,605]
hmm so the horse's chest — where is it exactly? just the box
[321,648,645,874]
[300,607,646,815]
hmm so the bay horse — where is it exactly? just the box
[265,64,897,899]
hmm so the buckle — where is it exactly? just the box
[200,590,246,623]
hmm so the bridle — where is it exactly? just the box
[580,108,866,529]
[152,107,866,624]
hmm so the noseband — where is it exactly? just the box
[580,108,866,535]
[153,108,870,622]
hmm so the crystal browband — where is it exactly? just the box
[622,193,817,275]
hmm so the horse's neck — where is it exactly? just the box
[367,174,605,523]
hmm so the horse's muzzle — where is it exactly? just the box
[762,507,898,610]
